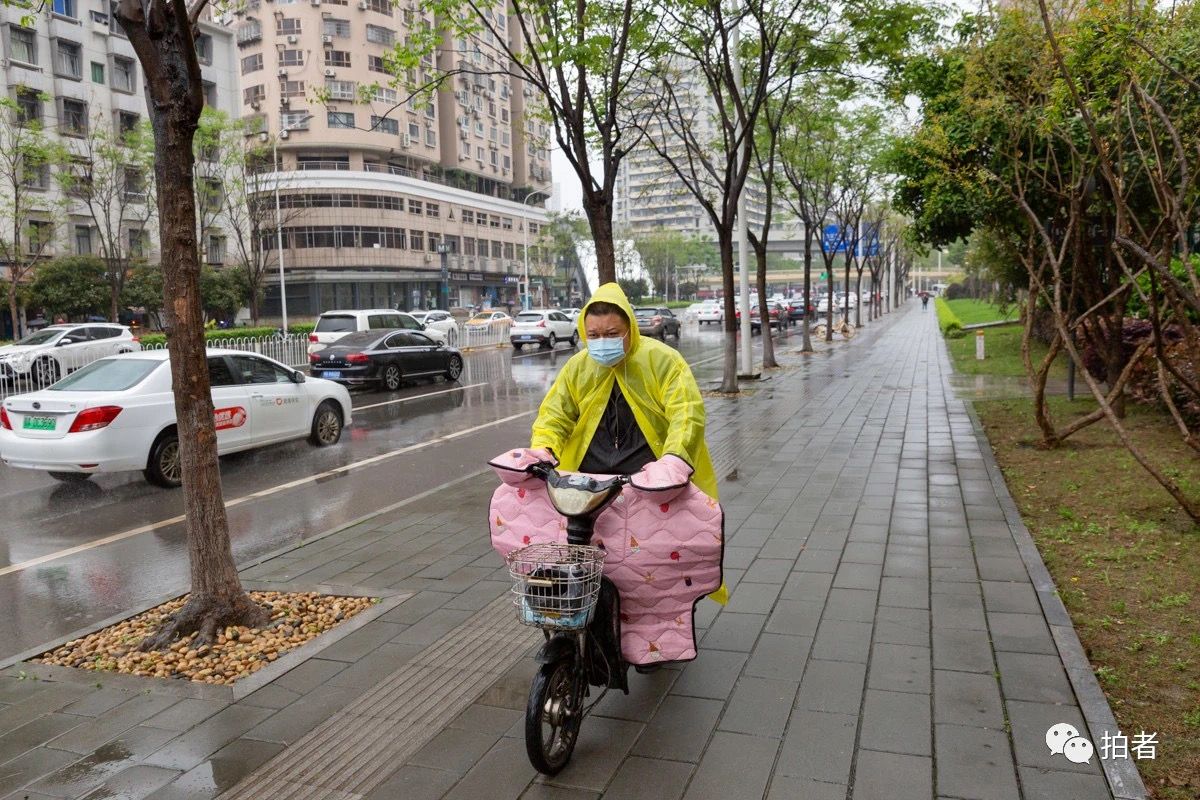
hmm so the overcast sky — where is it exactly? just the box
[550,147,585,214]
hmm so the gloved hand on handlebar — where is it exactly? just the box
[630,454,694,498]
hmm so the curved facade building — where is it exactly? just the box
[230,0,553,317]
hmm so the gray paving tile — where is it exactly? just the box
[933,628,995,673]
[717,677,798,738]
[987,612,1056,654]
[633,695,723,762]
[700,612,766,652]
[871,606,928,646]
[520,785,599,800]
[726,581,782,615]
[995,653,1075,705]
[776,710,857,785]
[593,668,677,723]
[364,764,460,800]
[0,746,79,797]
[540,716,640,792]
[933,670,1004,729]
[794,660,866,714]
[408,726,504,775]
[879,576,929,609]
[742,559,793,584]
[447,703,523,737]
[931,591,987,630]
[744,634,811,682]
[935,724,1020,800]
[832,562,882,590]
[766,776,847,800]
[867,643,931,693]
[140,705,274,772]
[981,581,1041,614]
[682,731,779,800]
[823,588,878,623]
[602,757,693,800]
[859,689,931,756]
[811,619,873,663]
[47,693,178,754]
[1016,766,1112,800]
[142,700,227,735]
[0,714,85,764]
[850,750,932,800]
[242,684,363,745]
[81,764,181,800]
[1006,701,1103,776]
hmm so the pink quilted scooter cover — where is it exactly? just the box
[489,463,724,666]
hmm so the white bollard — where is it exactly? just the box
[976,330,986,360]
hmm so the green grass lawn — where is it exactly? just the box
[943,298,1019,326]
[944,324,1068,379]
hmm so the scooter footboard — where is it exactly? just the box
[490,478,724,666]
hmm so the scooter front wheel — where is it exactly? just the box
[525,655,585,775]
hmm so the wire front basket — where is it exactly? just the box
[505,542,606,630]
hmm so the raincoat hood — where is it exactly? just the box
[576,282,641,359]
[534,282,717,499]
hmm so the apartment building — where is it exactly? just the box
[0,1,239,333]
[230,0,553,316]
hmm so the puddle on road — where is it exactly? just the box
[947,374,1073,401]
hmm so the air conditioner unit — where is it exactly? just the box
[321,35,333,45]
[424,254,433,262]
[357,0,368,8]
[286,34,298,43]
[459,129,469,140]
[250,100,261,110]
[311,0,321,5]
[277,67,288,76]
[280,96,290,106]
[402,134,413,147]
[324,68,336,77]
[523,87,532,98]
[279,129,289,139]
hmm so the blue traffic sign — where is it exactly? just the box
[821,224,847,254]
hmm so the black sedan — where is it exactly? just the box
[308,330,464,390]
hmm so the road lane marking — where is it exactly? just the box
[0,344,732,576]
[353,382,486,412]
[0,409,537,577]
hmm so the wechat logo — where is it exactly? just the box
[1046,723,1094,764]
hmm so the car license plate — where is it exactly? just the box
[23,415,56,431]
[520,335,534,340]
[320,370,342,379]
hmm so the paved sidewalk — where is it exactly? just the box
[0,305,1141,800]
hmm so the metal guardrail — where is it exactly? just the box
[0,344,136,400]
[142,334,311,368]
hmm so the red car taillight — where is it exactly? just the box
[537,320,546,327]
[131,336,141,343]
[309,333,319,343]
[309,353,320,363]
[652,316,662,325]
[346,353,370,364]
[68,406,122,433]
[0,407,11,430]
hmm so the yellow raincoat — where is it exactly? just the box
[530,282,727,604]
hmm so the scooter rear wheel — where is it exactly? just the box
[525,655,584,775]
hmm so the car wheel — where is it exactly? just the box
[144,431,182,488]
[446,327,459,346]
[513,342,524,351]
[658,328,666,341]
[445,354,463,381]
[48,471,92,483]
[382,363,402,392]
[309,401,343,447]
[33,357,59,386]
[570,332,579,347]
[673,324,681,340]
[546,333,557,349]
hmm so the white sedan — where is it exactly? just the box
[0,349,352,487]
[409,310,460,346]
[510,309,578,349]
[695,302,723,325]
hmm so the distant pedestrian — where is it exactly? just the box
[920,291,930,311]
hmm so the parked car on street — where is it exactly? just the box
[788,297,812,321]
[308,309,446,355]
[463,310,513,344]
[634,307,682,340]
[309,330,464,390]
[694,302,723,325]
[0,324,140,387]
[0,350,351,487]
[509,310,578,350]
[408,310,460,346]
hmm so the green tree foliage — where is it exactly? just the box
[27,257,110,320]
[121,262,164,317]
[200,268,249,323]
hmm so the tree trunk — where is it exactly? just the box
[117,0,268,650]
[801,234,813,353]
[843,261,851,325]
[755,243,776,368]
[582,197,617,285]
[8,287,19,341]
[825,258,835,342]
[111,276,121,324]
[854,270,863,327]
[718,233,738,393]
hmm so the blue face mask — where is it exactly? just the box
[587,336,625,367]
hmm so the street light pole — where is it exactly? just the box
[521,191,548,310]
[272,113,311,332]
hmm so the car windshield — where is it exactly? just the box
[14,329,63,346]
[634,309,657,318]
[329,331,384,348]
[469,314,492,322]
[51,358,161,391]
[409,312,429,322]
[314,315,357,333]
[515,313,543,323]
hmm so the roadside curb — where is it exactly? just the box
[961,401,1148,800]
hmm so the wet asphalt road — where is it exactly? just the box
[0,327,737,662]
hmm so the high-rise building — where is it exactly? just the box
[229,0,553,316]
[0,1,239,335]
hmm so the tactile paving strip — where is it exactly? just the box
[217,595,539,800]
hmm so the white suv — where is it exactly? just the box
[307,309,448,355]
[408,310,459,346]
[510,310,578,350]
[0,323,141,387]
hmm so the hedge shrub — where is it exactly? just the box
[935,297,965,338]
[137,326,285,347]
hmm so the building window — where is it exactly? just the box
[407,121,419,139]
[325,79,355,100]
[409,230,424,250]
[55,40,83,79]
[373,86,397,105]
[202,81,217,107]
[463,237,475,256]
[124,167,147,200]
[461,210,474,225]
[52,0,77,18]
[15,87,41,124]
[368,55,389,74]
[20,159,49,190]
[323,18,350,37]
[117,111,140,136]
[425,128,435,147]
[425,203,439,219]
[243,84,266,106]
[281,80,305,97]
[26,220,53,254]
[74,225,92,255]
[408,199,422,215]
[60,98,88,136]
[280,49,304,67]
[91,62,105,83]
[207,235,226,265]
[195,33,213,65]
[281,110,310,129]
[128,229,147,259]
[325,50,351,67]
[371,116,398,135]
[503,154,511,170]
[503,242,514,259]
[367,0,391,14]
[491,240,503,258]
[113,56,136,92]
[241,53,264,73]
[237,21,262,45]
[365,25,394,45]
[9,26,36,65]
[327,111,355,128]
[276,17,301,35]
